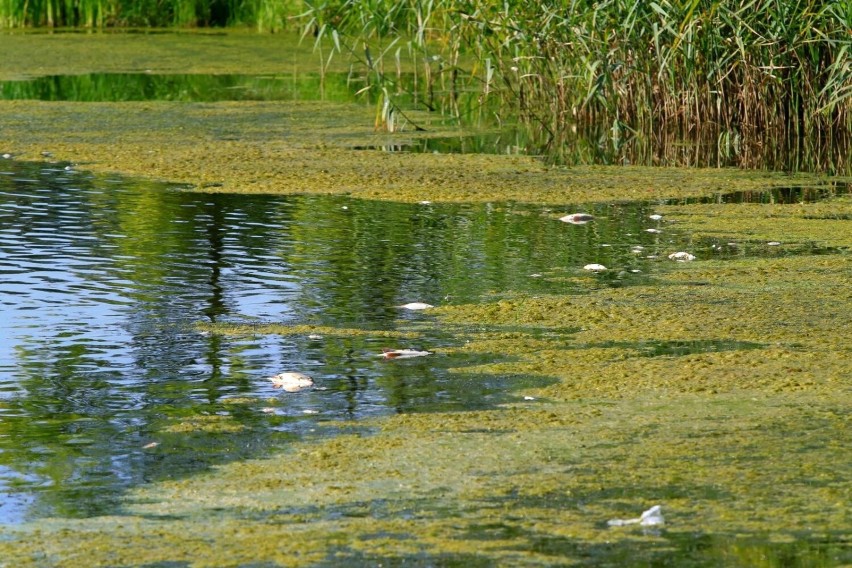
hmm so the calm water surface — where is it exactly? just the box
[1,158,714,524]
[0,159,847,564]
[1,160,843,526]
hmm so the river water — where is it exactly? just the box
[1,156,849,568]
[2,158,726,524]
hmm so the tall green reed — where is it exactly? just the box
[299,0,850,172]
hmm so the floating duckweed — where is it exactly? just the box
[162,414,247,433]
[0,31,848,568]
[196,322,420,339]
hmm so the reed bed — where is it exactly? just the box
[1,0,848,172]
[301,0,851,171]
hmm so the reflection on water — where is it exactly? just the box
[0,159,677,524]
[0,161,842,529]
[0,72,347,103]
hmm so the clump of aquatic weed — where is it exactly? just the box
[660,194,852,248]
[0,96,838,204]
[196,322,420,340]
[0,393,846,566]
[437,252,850,398]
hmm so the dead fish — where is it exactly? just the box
[583,263,607,272]
[399,302,434,310]
[560,213,595,225]
[267,372,314,392]
[381,348,432,359]
[668,252,696,262]
[607,505,665,527]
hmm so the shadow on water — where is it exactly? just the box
[0,72,354,103]
[324,534,849,568]
[665,182,851,205]
[0,160,846,529]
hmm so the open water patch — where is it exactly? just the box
[0,160,687,523]
[1,159,847,525]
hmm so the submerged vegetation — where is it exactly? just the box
[1,1,849,172]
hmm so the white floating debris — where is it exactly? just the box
[608,505,665,527]
[649,214,663,220]
[419,200,432,205]
[142,442,159,449]
[630,269,642,273]
[767,241,781,246]
[583,264,607,272]
[381,348,432,359]
[560,213,595,225]
[399,302,434,310]
[260,407,276,414]
[631,246,645,253]
[668,252,696,262]
[645,228,662,234]
[530,273,542,278]
[302,409,320,415]
[267,372,314,392]
[307,334,324,340]
[523,396,536,401]
[1,153,12,159]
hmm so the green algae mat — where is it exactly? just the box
[0,31,850,567]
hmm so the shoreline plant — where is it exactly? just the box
[0,0,849,173]
[300,0,851,172]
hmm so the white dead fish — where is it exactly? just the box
[668,252,696,262]
[767,241,781,246]
[267,372,314,392]
[560,213,595,225]
[399,302,434,310]
[583,264,607,272]
[645,228,662,234]
[649,214,663,220]
[381,348,432,359]
[607,505,665,527]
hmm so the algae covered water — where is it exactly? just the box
[0,158,695,523]
[0,160,849,565]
